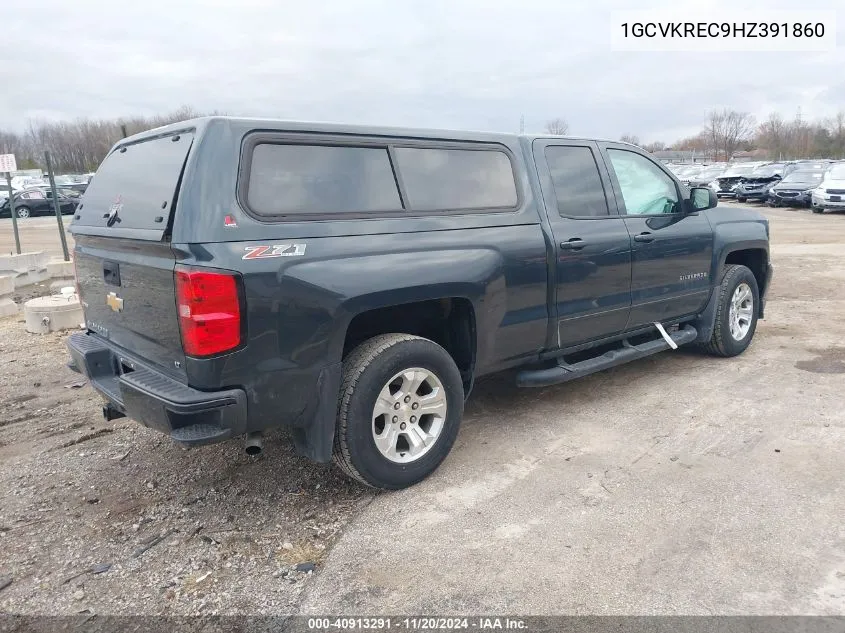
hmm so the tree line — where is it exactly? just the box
[547,108,845,160]
[3,105,844,175]
[0,106,204,174]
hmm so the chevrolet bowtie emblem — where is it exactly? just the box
[106,292,124,312]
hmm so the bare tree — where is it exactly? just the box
[620,134,640,146]
[828,111,845,158]
[705,108,755,160]
[757,112,788,159]
[0,106,210,174]
[643,141,666,153]
[544,118,569,135]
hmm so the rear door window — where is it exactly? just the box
[544,146,610,217]
[246,144,402,216]
[72,132,194,237]
[393,147,517,211]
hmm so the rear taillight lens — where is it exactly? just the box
[174,269,242,357]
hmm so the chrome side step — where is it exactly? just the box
[516,325,698,388]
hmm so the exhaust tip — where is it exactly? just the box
[244,432,263,457]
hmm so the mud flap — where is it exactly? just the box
[691,288,720,344]
[290,362,342,463]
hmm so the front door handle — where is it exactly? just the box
[633,232,655,243]
[560,238,586,251]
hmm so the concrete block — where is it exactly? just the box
[47,259,75,278]
[0,297,18,318]
[24,294,84,333]
[0,275,14,297]
[0,251,49,288]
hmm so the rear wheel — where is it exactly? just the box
[333,334,464,490]
[15,206,31,219]
[701,265,759,357]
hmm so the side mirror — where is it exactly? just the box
[690,187,717,211]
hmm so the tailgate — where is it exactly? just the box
[70,130,194,380]
[74,237,186,380]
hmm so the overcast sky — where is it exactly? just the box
[1,0,842,143]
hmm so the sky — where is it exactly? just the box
[1,0,842,144]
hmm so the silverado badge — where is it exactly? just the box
[106,292,124,312]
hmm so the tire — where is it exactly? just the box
[812,208,824,214]
[701,265,760,358]
[333,334,464,490]
[736,196,746,203]
[15,206,31,219]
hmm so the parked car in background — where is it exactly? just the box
[674,165,704,181]
[54,175,90,195]
[0,187,79,218]
[24,183,83,199]
[767,170,825,207]
[811,162,845,214]
[714,164,760,198]
[684,165,725,188]
[735,163,785,203]
[782,160,833,178]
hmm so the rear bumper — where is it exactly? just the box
[67,332,247,446]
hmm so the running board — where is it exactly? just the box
[516,325,698,388]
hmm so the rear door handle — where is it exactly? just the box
[633,233,655,243]
[560,238,586,251]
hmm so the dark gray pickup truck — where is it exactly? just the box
[67,117,772,489]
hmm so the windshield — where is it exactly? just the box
[781,171,823,184]
[750,164,783,178]
[827,164,845,179]
[696,168,723,181]
[721,165,756,177]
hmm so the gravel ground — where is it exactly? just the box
[2,203,843,617]
[0,321,373,615]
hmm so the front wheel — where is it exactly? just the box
[333,334,464,489]
[701,264,760,357]
[812,207,824,214]
[736,196,746,203]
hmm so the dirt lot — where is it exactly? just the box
[0,331,372,614]
[1,204,844,615]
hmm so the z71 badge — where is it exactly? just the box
[242,244,307,260]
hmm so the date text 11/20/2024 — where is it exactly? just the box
[307,617,527,630]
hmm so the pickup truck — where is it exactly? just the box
[67,117,773,490]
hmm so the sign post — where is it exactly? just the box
[44,152,71,261]
[2,151,22,254]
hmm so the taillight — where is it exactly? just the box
[174,269,242,357]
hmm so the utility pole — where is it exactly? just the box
[45,151,71,261]
[5,172,21,254]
